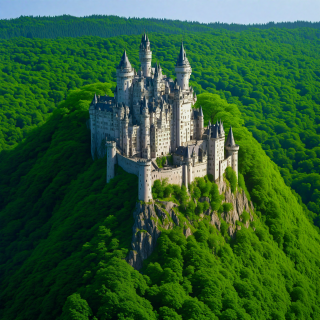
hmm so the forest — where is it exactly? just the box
[1,15,320,40]
[0,27,320,227]
[0,84,320,319]
[0,18,320,318]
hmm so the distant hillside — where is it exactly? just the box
[0,15,320,39]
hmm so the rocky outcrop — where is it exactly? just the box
[217,178,254,237]
[126,201,180,270]
[127,179,254,270]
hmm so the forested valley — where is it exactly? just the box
[0,17,320,319]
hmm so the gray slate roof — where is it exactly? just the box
[226,127,236,147]
[117,50,132,69]
[176,42,190,67]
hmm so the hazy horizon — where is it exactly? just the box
[0,0,319,24]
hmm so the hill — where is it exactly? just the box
[1,84,320,319]
[1,15,320,40]
[1,30,320,227]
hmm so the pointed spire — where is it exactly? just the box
[176,41,190,67]
[192,147,196,157]
[117,50,132,69]
[220,120,225,134]
[92,93,97,105]
[199,106,203,117]
[226,126,236,147]
[208,120,211,127]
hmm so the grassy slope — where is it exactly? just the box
[0,85,319,319]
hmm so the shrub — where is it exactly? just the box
[238,173,251,201]
[223,202,233,213]
[225,167,237,194]
[241,210,250,224]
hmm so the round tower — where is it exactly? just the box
[175,42,192,91]
[225,126,240,177]
[138,159,152,202]
[116,50,134,106]
[106,141,116,183]
[139,33,152,77]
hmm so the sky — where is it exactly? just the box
[0,0,319,24]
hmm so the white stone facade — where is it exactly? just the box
[89,34,239,202]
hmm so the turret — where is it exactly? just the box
[175,42,192,90]
[106,141,117,183]
[116,50,134,106]
[139,33,152,77]
[225,126,240,177]
[154,63,162,97]
[141,97,150,159]
[138,159,152,202]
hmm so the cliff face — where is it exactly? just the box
[217,179,254,236]
[126,201,180,270]
[127,179,254,270]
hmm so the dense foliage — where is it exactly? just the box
[1,85,320,319]
[1,15,320,40]
[1,29,320,224]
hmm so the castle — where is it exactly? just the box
[89,34,239,202]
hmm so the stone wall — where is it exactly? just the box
[117,153,140,176]
[151,166,183,185]
[191,162,207,180]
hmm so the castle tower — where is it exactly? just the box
[139,33,152,77]
[225,126,239,177]
[141,97,151,159]
[121,112,130,156]
[175,42,192,91]
[116,50,134,106]
[186,145,193,185]
[208,125,224,181]
[198,106,204,139]
[138,159,152,202]
[154,63,162,98]
[106,141,117,182]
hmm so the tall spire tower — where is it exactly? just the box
[116,50,134,106]
[175,42,192,90]
[139,33,152,77]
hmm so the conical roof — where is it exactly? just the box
[176,42,190,67]
[141,32,149,43]
[226,126,236,147]
[117,50,132,69]
[92,93,97,105]
[220,120,225,134]
[199,106,203,117]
